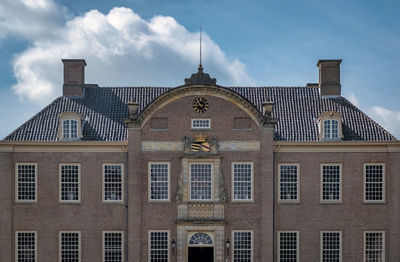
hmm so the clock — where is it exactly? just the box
[192,97,209,113]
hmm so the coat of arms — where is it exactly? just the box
[183,134,218,154]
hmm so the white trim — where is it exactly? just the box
[320,164,342,203]
[59,163,81,203]
[231,230,253,262]
[277,231,299,262]
[363,231,385,262]
[148,230,170,262]
[191,118,211,129]
[278,164,300,203]
[102,231,124,262]
[148,162,171,202]
[59,231,81,262]
[231,162,254,202]
[58,112,83,141]
[15,230,37,262]
[187,232,214,247]
[189,163,214,201]
[320,231,342,262]
[102,163,124,203]
[363,163,385,203]
[15,163,37,203]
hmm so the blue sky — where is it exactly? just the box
[0,0,399,139]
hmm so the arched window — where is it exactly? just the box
[323,119,339,139]
[63,119,78,139]
[188,233,213,245]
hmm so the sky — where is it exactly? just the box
[0,0,399,139]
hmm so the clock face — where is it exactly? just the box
[192,97,209,113]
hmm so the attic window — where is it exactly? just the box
[58,112,83,140]
[318,111,343,140]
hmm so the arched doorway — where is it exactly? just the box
[188,232,214,262]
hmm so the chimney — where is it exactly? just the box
[62,59,86,97]
[317,59,342,96]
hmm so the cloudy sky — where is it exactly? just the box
[0,0,399,139]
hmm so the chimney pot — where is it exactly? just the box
[317,59,342,96]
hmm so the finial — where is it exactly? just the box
[199,23,202,68]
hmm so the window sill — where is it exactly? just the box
[277,200,300,204]
[150,128,169,131]
[363,201,386,205]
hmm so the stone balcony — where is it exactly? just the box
[177,203,224,222]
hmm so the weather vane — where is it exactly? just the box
[200,23,202,68]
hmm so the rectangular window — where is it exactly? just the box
[321,164,341,203]
[278,231,298,262]
[16,163,37,202]
[16,231,36,262]
[191,119,211,129]
[279,164,299,202]
[364,231,385,262]
[59,231,80,262]
[190,163,212,200]
[232,163,253,201]
[149,163,170,201]
[103,164,124,202]
[232,231,252,262]
[149,231,169,262]
[321,231,341,262]
[364,164,385,202]
[60,164,80,202]
[103,231,124,262]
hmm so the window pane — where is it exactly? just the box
[190,164,212,200]
[61,165,79,201]
[365,232,384,262]
[233,231,252,262]
[17,164,36,201]
[365,165,384,201]
[150,163,169,200]
[279,232,298,262]
[192,119,210,128]
[60,232,80,262]
[322,165,341,201]
[104,232,123,262]
[233,163,252,200]
[279,165,298,201]
[324,120,331,139]
[150,231,169,262]
[104,165,123,201]
[17,232,36,262]
[322,232,341,262]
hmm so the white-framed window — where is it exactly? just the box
[103,164,124,203]
[63,119,78,139]
[15,163,37,202]
[364,231,385,262]
[323,119,339,139]
[232,163,253,201]
[278,231,299,262]
[321,231,341,262]
[149,231,169,262]
[364,164,385,203]
[149,163,170,201]
[321,164,342,203]
[103,231,124,262]
[278,164,299,203]
[190,163,213,200]
[59,231,80,262]
[59,164,80,203]
[191,118,211,129]
[15,231,37,262]
[232,231,253,262]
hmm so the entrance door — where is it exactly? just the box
[188,247,214,262]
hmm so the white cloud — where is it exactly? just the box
[347,92,359,107]
[5,5,252,105]
[0,0,66,40]
[368,106,400,139]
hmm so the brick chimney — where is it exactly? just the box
[62,59,86,97]
[317,59,342,96]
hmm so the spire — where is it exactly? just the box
[184,25,217,86]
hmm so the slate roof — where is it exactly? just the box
[3,86,397,142]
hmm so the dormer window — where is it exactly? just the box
[323,119,339,139]
[58,112,83,140]
[63,119,78,139]
[318,111,343,140]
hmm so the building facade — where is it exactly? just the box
[0,59,399,261]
